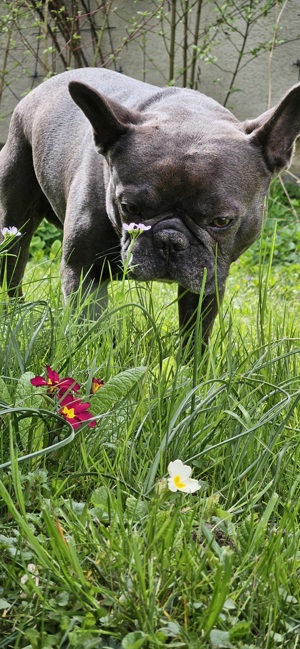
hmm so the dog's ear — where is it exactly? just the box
[69,81,142,154]
[243,84,300,174]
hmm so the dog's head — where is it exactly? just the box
[69,81,300,295]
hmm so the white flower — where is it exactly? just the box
[123,222,151,234]
[27,563,37,573]
[20,563,39,587]
[167,459,201,493]
[1,226,22,238]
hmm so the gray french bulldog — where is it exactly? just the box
[0,68,300,344]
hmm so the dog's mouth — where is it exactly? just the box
[121,219,218,294]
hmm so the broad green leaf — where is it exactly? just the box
[0,598,10,609]
[0,377,11,406]
[152,355,177,381]
[14,371,46,408]
[121,631,148,649]
[203,548,233,635]
[229,621,251,640]
[90,486,110,521]
[92,366,146,414]
[209,629,234,648]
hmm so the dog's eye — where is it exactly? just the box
[210,217,233,230]
[120,202,140,217]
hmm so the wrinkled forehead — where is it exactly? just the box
[110,120,267,212]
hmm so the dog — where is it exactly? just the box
[0,68,300,344]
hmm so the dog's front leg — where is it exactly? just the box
[60,260,109,319]
[60,186,119,319]
[178,285,224,351]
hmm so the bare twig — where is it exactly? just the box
[182,0,189,87]
[92,0,114,67]
[189,0,203,89]
[268,0,288,108]
[223,0,253,107]
[169,0,176,83]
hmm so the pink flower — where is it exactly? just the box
[91,377,105,394]
[123,223,151,233]
[1,226,22,238]
[58,394,97,430]
[30,365,80,397]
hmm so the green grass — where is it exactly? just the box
[0,181,300,648]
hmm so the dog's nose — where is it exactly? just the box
[153,229,189,253]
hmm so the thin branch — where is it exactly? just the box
[268,0,288,108]
[183,0,189,87]
[223,0,253,107]
[92,0,113,67]
[169,0,177,83]
[189,0,203,89]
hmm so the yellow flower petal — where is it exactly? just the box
[174,475,187,489]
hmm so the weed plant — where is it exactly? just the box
[0,180,299,648]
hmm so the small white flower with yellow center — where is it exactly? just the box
[167,459,201,493]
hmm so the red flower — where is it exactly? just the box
[91,377,105,394]
[30,365,80,397]
[58,394,97,430]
